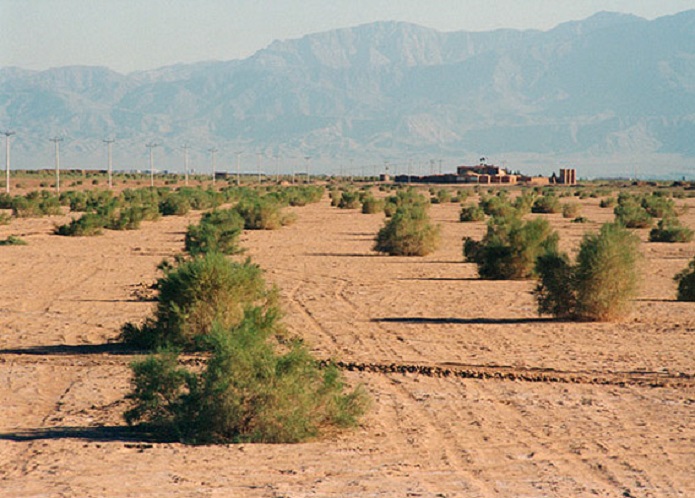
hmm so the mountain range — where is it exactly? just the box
[1,10,694,179]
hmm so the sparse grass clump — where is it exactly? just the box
[648,217,694,243]
[0,235,27,246]
[535,223,641,321]
[674,257,695,301]
[562,203,581,219]
[374,194,440,256]
[464,216,559,280]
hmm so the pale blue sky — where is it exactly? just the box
[1,0,694,73]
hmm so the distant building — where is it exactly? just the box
[456,163,517,184]
[550,168,577,185]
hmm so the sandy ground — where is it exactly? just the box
[0,188,693,497]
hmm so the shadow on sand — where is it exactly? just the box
[0,343,145,356]
[0,425,170,443]
[373,316,557,325]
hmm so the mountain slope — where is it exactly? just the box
[1,11,694,177]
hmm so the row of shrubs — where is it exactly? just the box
[119,186,366,444]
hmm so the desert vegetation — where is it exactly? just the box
[463,215,559,280]
[674,256,695,301]
[535,223,641,321]
[374,190,440,256]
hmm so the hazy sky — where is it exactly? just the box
[1,0,694,73]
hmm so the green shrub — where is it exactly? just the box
[531,195,561,214]
[464,216,559,280]
[674,257,695,301]
[54,213,106,236]
[649,217,694,243]
[374,204,440,256]
[535,223,641,321]
[159,194,191,216]
[0,235,27,246]
[614,200,653,228]
[235,198,288,230]
[361,196,385,214]
[0,211,11,225]
[185,209,244,256]
[562,203,581,219]
[337,191,361,209]
[642,194,676,218]
[124,309,369,444]
[120,253,273,350]
[459,204,485,222]
[599,197,616,208]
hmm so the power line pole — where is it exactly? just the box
[208,147,218,185]
[103,138,115,189]
[181,144,191,186]
[235,151,242,186]
[275,154,280,183]
[256,152,262,184]
[146,142,159,188]
[304,156,311,184]
[2,130,15,194]
[49,137,63,193]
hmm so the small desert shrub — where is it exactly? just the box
[649,217,694,243]
[459,204,485,222]
[159,194,191,216]
[338,191,361,209]
[106,206,145,231]
[0,211,11,225]
[463,216,559,280]
[531,195,561,214]
[674,257,695,301]
[120,253,273,350]
[562,203,581,219]
[0,235,27,246]
[374,204,440,256]
[54,213,106,236]
[235,198,288,230]
[614,200,653,228]
[434,189,452,204]
[535,223,641,321]
[642,194,676,218]
[599,197,616,208]
[124,310,369,444]
[185,209,244,256]
[361,196,385,214]
[572,216,590,223]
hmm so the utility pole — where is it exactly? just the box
[208,147,218,185]
[275,154,280,183]
[50,137,63,193]
[256,152,262,184]
[2,130,15,194]
[181,144,191,186]
[304,156,311,184]
[235,151,242,186]
[103,138,115,189]
[146,142,159,188]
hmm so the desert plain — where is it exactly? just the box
[0,185,693,497]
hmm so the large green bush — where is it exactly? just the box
[464,216,559,279]
[361,196,385,214]
[374,204,440,256]
[120,253,273,350]
[674,257,695,301]
[614,196,653,228]
[459,203,486,222]
[124,309,369,444]
[535,223,641,321]
[235,197,290,230]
